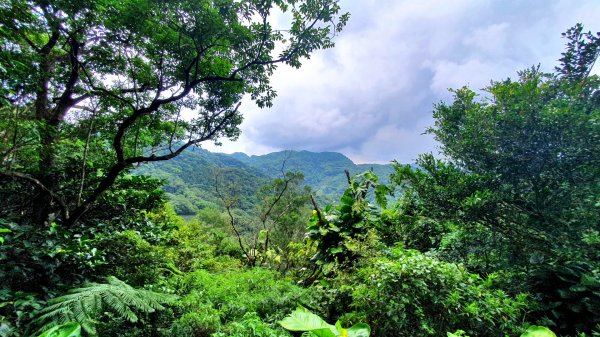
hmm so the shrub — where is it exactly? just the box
[173,268,315,323]
[169,221,242,273]
[530,261,600,335]
[213,312,291,337]
[328,248,529,337]
[97,231,172,286]
[169,308,221,337]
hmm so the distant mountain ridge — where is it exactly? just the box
[231,150,394,200]
[137,148,395,215]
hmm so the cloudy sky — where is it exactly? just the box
[204,0,600,164]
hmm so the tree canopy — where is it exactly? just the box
[0,0,348,227]
[390,24,600,334]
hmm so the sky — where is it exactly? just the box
[204,0,600,164]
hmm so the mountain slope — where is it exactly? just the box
[237,150,394,202]
[137,148,395,215]
[136,147,268,214]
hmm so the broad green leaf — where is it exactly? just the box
[279,306,338,336]
[311,327,339,337]
[346,323,371,337]
[520,326,556,337]
[38,322,81,337]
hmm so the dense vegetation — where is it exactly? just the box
[0,0,598,336]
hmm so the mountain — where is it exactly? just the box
[235,150,394,201]
[136,147,268,215]
[137,148,395,215]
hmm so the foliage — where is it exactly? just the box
[448,326,558,337]
[2,5,598,337]
[168,219,243,273]
[255,171,312,255]
[213,312,291,337]
[376,190,446,251]
[521,326,557,337]
[336,248,528,337]
[420,43,598,266]
[390,24,600,333]
[306,171,391,269]
[96,231,173,286]
[0,0,348,231]
[169,309,221,337]
[0,290,45,337]
[172,268,314,324]
[37,322,81,337]
[216,169,312,268]
[279,306,370,337]
[33,276,176,336]
[0,176,174,292]
[0,219,101,293]
[529,262,600,335]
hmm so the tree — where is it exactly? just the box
[306,170,390,275]
[390,24,600,334]
[393,24,599,263]
[215,165,310,267]
[0,0,348,227]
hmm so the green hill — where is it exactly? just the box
[236,150,394,203]
[136,147,268,215]
[137,148,395,215]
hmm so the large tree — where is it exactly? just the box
[391,25,600,334]
[393,24,599,265]
[0,0,348,227]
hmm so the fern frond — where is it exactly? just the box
[33,276,177,336]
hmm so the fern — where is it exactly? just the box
[33,276,177,336]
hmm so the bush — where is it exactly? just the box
[169,220,242,272]
[169,307,221,337]
[97,231,172,286]
[213,312,291,337]
[173,268,315,323]
[530,261,600,335]
[327,248,529,337]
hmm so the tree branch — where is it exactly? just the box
[1,170,69,221]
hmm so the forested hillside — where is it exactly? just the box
[234,150,395,200]
[136,147,268,214]
[138,148,395,215]
[1,1,598,337]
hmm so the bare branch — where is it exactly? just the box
[215,171,253,265]
[310,193,326,226]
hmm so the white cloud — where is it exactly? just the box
[463,22,510,56]
[205,0,600,164]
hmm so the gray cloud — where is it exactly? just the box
[205,0,600,164]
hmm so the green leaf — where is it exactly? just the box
[38,322,81,337]
[279,306,338,336]
[310,328,339,337]
[520,326,557,337]
[347,323,371,337]
[329,246,343,254]
[258,229,268,242]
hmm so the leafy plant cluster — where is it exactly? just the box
[0,0,598,335]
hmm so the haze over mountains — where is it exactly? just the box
[137,148,395,215]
